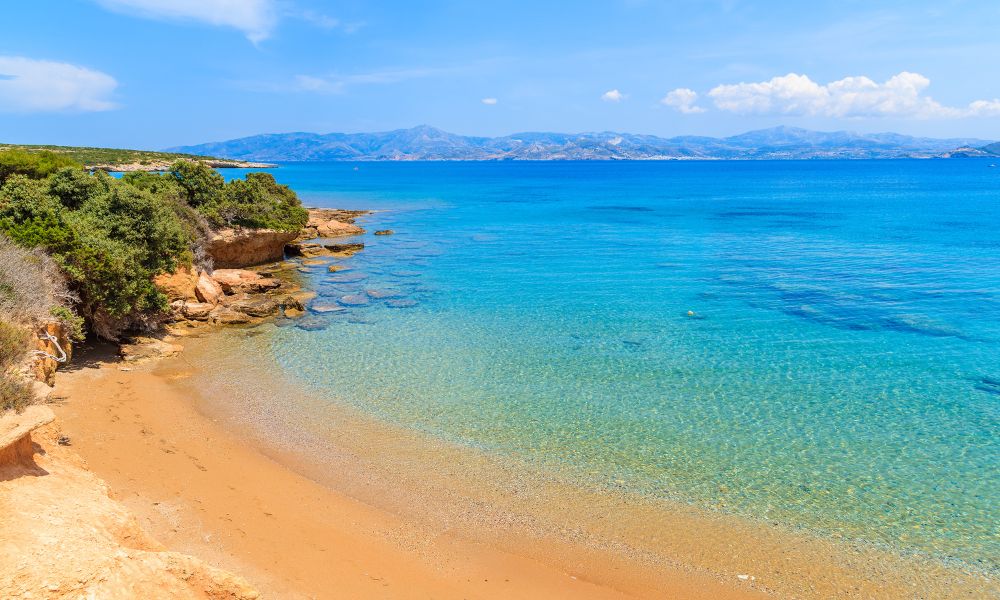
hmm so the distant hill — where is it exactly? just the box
[169,125,995,162]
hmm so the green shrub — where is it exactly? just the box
[48,167,104,210]
[169,160,224,208]
[0,149,80,184]
[201,172,308,232]
[0,162,307,340]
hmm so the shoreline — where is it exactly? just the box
[50,324,996,599]
[51,338,764,599]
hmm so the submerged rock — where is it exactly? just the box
[386,299,418,308]
[374,229,395,236]
[295,315,330,331]
[365,288,402,299]
[338,294,369,306]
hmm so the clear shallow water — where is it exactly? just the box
[227,161,999,569]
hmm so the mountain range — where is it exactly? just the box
[170,125,1000,162]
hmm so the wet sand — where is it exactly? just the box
[52,333,995,599]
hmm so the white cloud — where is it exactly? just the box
[0,56,118,113]
[660,88,705,114]
[481,97,498,105]
[290,66,469,95]
[705,71,1000,119]
[968,99,1000,117]
[601,89,625,103]
[95,0,276,43]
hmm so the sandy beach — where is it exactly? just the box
[45,331,994,600]
[51,340,767,599]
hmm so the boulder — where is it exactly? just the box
[207,228,299,269]
[280,296,305,318]
[181,302,215,321]
[374,229,395,236]
[207,307,252,325]
[227,297,280,318]
[327,264,348,273]
[317,220,364,237]
[153,265,199,302]
[211,269,281,294]
[195,272,224,305]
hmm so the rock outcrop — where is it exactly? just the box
[30,321,73,386]
[0,419,259,599]
[296,208,369,241]
[154,266,199,302]
[207,229,299,269]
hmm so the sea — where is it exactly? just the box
[214,159,999,574]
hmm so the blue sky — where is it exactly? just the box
[1,0,999,149]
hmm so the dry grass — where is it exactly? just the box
[0,234,75,325]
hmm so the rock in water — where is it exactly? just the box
[374,229,395,235]
[338,294,369,306]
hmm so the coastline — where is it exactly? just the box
[51,339,763,600]
[50,325,996,599]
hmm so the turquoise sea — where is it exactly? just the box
[223,160,998,571]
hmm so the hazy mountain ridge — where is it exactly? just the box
[170,125,997,161]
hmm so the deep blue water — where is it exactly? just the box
[224,160,999,568]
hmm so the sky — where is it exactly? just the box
[1,0,999,149]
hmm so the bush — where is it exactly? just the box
[0,320,32,413]
[0,320,27,371]
[201,172,308,232]
[169,160,224,207]
[0,375,34,413]
[0,149,80,184]
[0,234,75,326]
[0,162,308,340]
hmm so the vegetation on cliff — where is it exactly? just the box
[0,151,307,344]
[0,143,218,168]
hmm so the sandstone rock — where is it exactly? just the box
[207,228,298,269]
[374,229,395,235]
[327,264,348,273]
[317,220,364,237]
[181,302,214,321]
[207,307,252,325]
[211,269,281,294]
[30,321,73,386]
[227,297,280,318]
[323,242,364,256]
[154,266,199,302]
[195,272,223,305]
[280,296,306,318]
